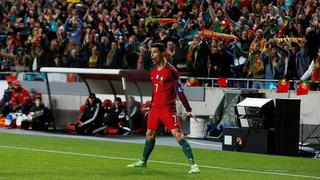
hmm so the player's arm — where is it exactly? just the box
[176,83,192,112]
[176,83,198,121]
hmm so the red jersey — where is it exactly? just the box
[151,63,179,110]
[11,87,32,109]
[150,63,192,113]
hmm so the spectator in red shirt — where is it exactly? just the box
[11,80,33,114]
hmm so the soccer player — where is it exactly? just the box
[127,43,200,174]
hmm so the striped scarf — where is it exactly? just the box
[106,49,115,66]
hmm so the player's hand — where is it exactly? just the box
[186,112,198,122]
[79,122,84,127]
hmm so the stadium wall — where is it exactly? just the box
[0,81,318,141]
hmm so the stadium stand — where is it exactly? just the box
[0,0,318,85]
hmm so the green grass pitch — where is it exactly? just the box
[0,133,319,180]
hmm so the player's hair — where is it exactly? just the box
[151,43,165,52]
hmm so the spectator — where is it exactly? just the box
[137,43,152,70]
[30,46,44,71]
[209,40,233,78]
[285,42,300,80]
[52,55,63,67]
[127,96,143,133]
[265,46,286,80]
[244,43,265,89]
[100,97,130,134]
[4,80,33,128]
[249,29,266,53]
[125,35,139,69]
[102,41,122,68]
[88,46,100,68]
[22,95,52,131]
[11,80,33,114]
[67,44,88,68]
[75,93,103,135]
[0,47,31,71]
[187,35,210,77]
[42,40,66,67]
[301,47,320,90]
[0,76,15,117]
[164,41,175,63]
[64,16,84,43]
[295,42,312,79]
[230,41,248,88]
[170,38,188,72]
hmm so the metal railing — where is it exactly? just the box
[180,76,300,89]
[0,72,318,92]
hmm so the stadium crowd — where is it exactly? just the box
[0,0,319,85]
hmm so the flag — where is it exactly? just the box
[279,16,291,35]
[216,77,228,87]
[67,0,80,3]
[276,80,290,93]
[222,19,231,29]
[297,82,310,96]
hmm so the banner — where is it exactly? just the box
[145,18,177,25]
[270,37,305,43]
[199,29,235,40]
[67,0,80,3]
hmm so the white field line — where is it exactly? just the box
[0,145,319,179]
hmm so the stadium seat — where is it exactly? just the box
[64,102,87,133]
[103,127,119,135]
[64,123,76,132]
